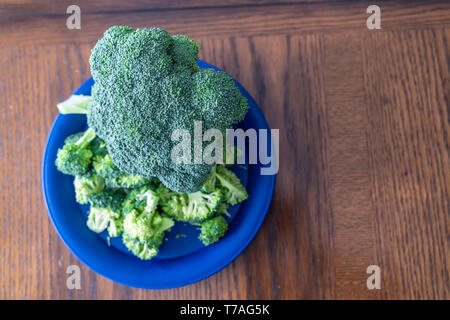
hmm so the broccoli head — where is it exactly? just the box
[199,215,229,246]
[55,128,96,176]
[73,173,105,204]
[58,26,249,193]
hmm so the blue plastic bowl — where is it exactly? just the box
[42,60,276,289]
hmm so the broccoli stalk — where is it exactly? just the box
[57,95,92,114]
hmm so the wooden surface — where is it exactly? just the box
[0,0,448,299]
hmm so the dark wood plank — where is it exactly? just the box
[1,1,449,46]
[0,0,333,16]
[323,31,380,299]
[362,29,449,299]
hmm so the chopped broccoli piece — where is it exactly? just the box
[217,202,231,218]
[105,174,149,189]
[86,207,116,233]
[201,165,217,193]
[107,217,123,237]
[55,128,96,176]
[122,233,159,260]
[199,216,228,246]
[73,173,105,204]
[93,153,122,179]
[215,165,248,205]
[160,187,222,222]
[88,188,126,212]
[86,188,126,237]
[123,209,173,245]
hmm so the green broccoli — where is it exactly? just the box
[105,174,149,189]
[160,186,222,222]
[55,128,96,176]
[57,26,249,193]
[122,233,159,260]
[89,188,126,212]
[121,184,174,260]
[215,165,248,205]
[93,153,122,179]
[123,209,174,245]
[199,215,228,246]
[201,165,217,193]
[57,94,92,115]
[73,173,105,204]
[86,188,126,237]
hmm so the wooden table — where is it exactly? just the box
[0,0,448,300]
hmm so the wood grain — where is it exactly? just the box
[0,0,335,16]
[0,1,448,299]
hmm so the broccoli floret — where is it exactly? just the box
[215,165,248,205]
[91,137,107,157]
[89,188,127,212]
[160,186,222,222]
[122,185,158,214]
[73,173,105,204]
[86,188,126,237]
[217,202,231,218]
[122,233,159,260]
[93,153,122,179]
[201,165,217,193]
[58,26,249,193]
[107,217,123,237]
[55,128,96,176]
[86,207,118,233]
[123,209,173,245]
[105,174,149,189]
[199,216,228,246]
[121,185,174,260]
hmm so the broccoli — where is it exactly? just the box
[199,216,228,246]
[122,233,159,260]
[57,26,249,193]
[105,174,149,189]
[201,165,217,193]
[89,188,127,212]
[215,165,248,205]
[55,128,96,176]
[93,153,122,179]
[123,209,174,245]
[92,147,150,188]
[73,173,105,204]
[121,184,174,260]
[57,94,92,115]
[160,186,222,222]
[86,188,126,237]
[87,207,118,233]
